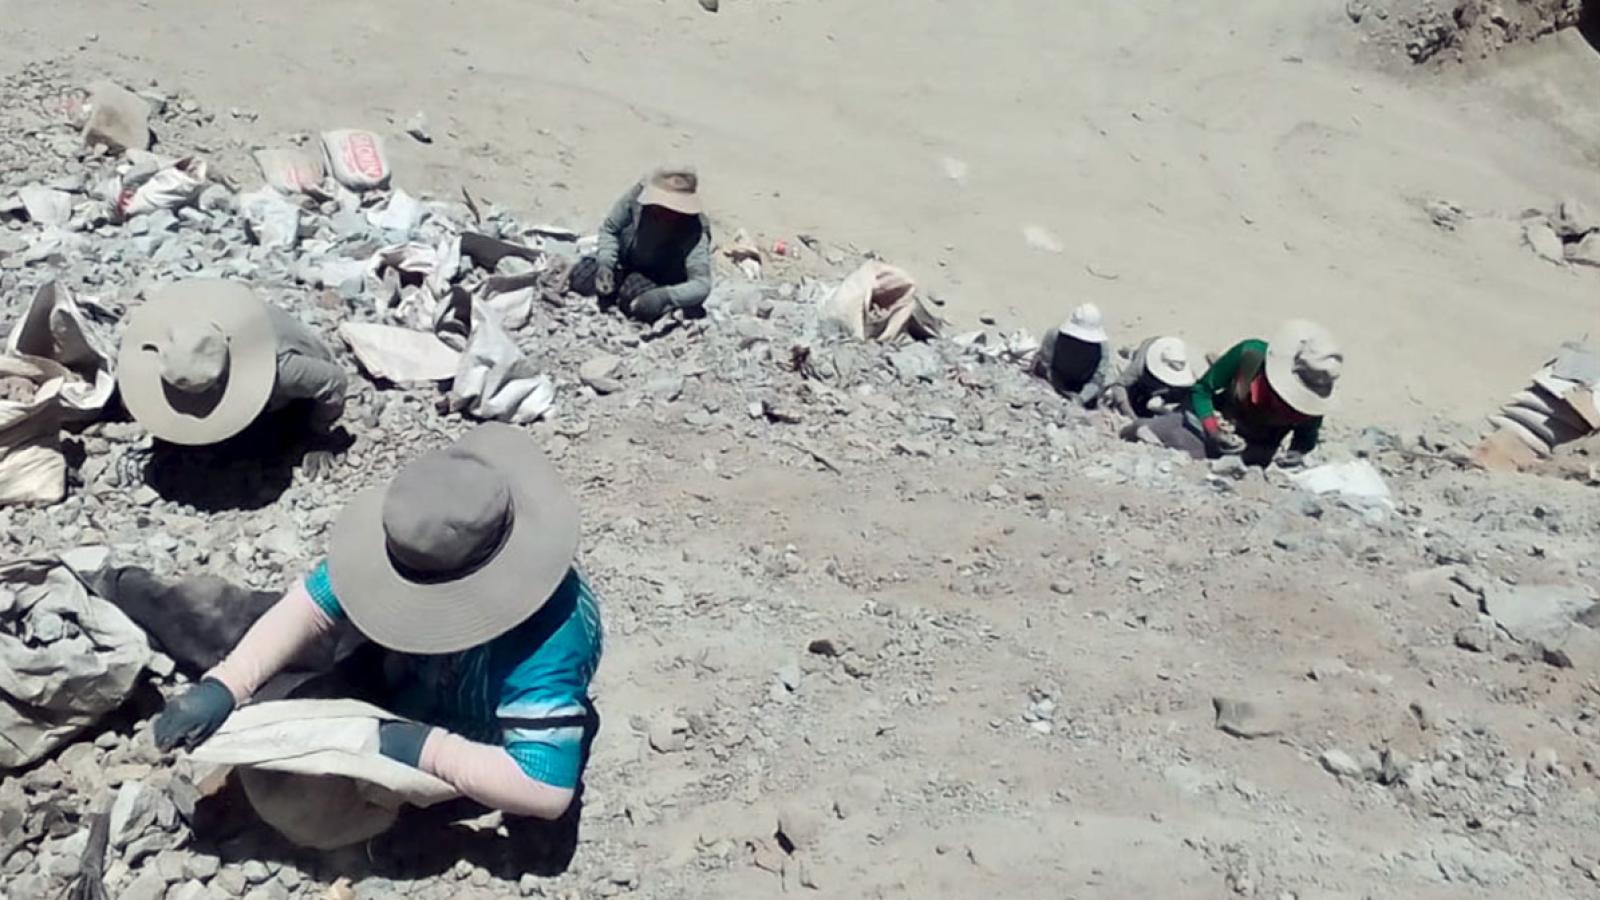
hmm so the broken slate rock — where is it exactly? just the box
[1483,584,1594,645]
[1567,232,1600,268]
[888,344,942,383]
[1553,197,1598,240]
[580,354,623,395]
[1319,749,1363,779]
[121,868,168,900]
[1212,697,1281,740]
[83,82,152,152]
[776,804,823,852]
[405,112,432,144]
[109,780,158,848]
[1523,218,1566,265]
[1453,624,1493,653]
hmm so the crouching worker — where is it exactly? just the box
[152,423,603,822]
[1129,320,1341,467]
[1033,303,1116,405]
[1101,335,1196,418]
[569,166,712,323]
[117,280,348,480]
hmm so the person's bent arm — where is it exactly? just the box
[207,580,337,702]
[419,731,574,820]
[1191,341,1247,434]
[595,186,638,274]
[154,579,336,750]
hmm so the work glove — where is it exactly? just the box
[300,450,337,480]
[153,679,236,751]
[617,272,658,304]
[378,720,433,769]
[1101,385,1134,418]
[629,290,674,323]
[1275,450,1306,470]
[593,265,616,298]
[1211,431,1247,456]
[1200,415,1246,456]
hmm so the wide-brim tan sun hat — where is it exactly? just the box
[638,166,703,216]
[1265,319,1342,416]
[1144,336,1196,388]
[328,422,580,654]
[117,280,277,446]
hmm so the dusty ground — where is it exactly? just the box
[5,0,1600,426]
[3,3,1600,900]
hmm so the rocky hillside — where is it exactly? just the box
[4,61,1600,900]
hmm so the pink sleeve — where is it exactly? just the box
[419,730,575,820]
[206,581,336,703]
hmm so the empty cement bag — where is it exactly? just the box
[322,130,391,192]
[191,699,459,849]
[254,146,327,195]
[0,354,70,506]
[6,281,116,420]
[0,557,153,769]
[816,261,945,343]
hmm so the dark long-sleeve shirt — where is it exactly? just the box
[266,306,346,431]
[1190,339,1320,453]
[595,182,713,311]
[1112,336,1191,415]
[1033,327,1115,403]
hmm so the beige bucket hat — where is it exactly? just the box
[117,280,278,445]
[1144,336,1196,388]
[328,423,580,654]
[1059,302,1107,343]
[1265,320,1342,416]
[638,166,703,216]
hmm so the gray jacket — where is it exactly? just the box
[1110,336,1189,415]
[265,306,346,431]
[595,181,713,311]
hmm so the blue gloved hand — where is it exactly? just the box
[378,720,433,768]
[153,679,236,751]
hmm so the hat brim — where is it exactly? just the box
[639,184,703,216]
[1144,337,1196,388]
[117,280,278,445]
[1265,320,1338,416]
[327,423,580,654]
[1059,323,1107,344]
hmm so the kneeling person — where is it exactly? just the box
[1033,303,1115,405]
[153,424,603,821]
[572,166,712,323]
[1101,335,1196,418]
[118,280,347,477]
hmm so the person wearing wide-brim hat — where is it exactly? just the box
[1033,302,1117,405]
[1183,320,1343,467]
[1101,335,1198,419]
[116,279,349,478]
[568,165,713,323]
[152,423,604,821]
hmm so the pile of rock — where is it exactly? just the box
[1522,198,1600,268]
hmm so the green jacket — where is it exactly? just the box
[1190,339,1321,453]
[595,181,713,311]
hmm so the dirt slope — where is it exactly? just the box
[4,0,1599,428]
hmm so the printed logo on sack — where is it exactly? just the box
[342,134,384,180]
